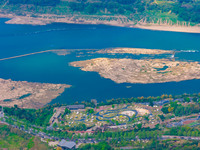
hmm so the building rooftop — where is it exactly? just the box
[66,105,85,109]
[58,139,76,149]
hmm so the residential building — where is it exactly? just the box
[57,139,76,150]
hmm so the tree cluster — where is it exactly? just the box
[166,126,200,137]
[4,104,56,126]
[78,142,113,150]
[161,101,200,117]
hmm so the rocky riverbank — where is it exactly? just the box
[0,78,71,109]
[70,58,200,84]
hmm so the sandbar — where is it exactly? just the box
[96,48,172,55]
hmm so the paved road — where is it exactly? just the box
[162,135,200,140]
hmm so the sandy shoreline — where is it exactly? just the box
[134,24,200,33]
[0,13,200,33]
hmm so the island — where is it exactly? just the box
[0,78,71,109]
[70,58,200,84]
[95,48,172,55]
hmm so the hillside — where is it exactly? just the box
[0,0,199,26]
[0,124,52,150]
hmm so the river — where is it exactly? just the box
[0,18,200,104]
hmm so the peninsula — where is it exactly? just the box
[0,78,71,109]
[70,58,200,84]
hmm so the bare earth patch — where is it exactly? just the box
[70,58,200,83]
[0,78,71,109]
[135,108,150,115]
[120,111,136,117]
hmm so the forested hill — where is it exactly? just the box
[1,0,200,24]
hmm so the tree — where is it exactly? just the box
[86,109,94,114]
[53,122,57,128]
[85,133,89,139]
[62,108,71,118]
[79,142,112,150]
[137,123,142,129]
[158,115,165,121]
[198,142,200,148]
[144,115,149,121]
[184,97,190,103]
[193,97,198,102]
[161,107,169,114]
[146,131,150,139]
[149,101,154,107]
[116,121,119,125]
[183,131,187,136]
[85,5,97,14]
[191,131,195,137]
[118,8,125,14]
[178,130,182,136]
[168,106,174,113]
[187,131,191,137]
[195,131,199,137]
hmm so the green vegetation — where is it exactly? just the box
[75,127,162,149]
[68,123,87,131]
[0,124,51,150]
[1,0,199,25]
[78,142,113,150]
[61,108,71,118]
[86,108,94,114]
[158,114,165,121]
[27,137,35,150]
[161,101,200,116]
[98,93,200,107]
[4,104,57,126]
[75,126,160,140]
[2,93,200,149]
[145,139,200,150]
[166,126,200,137]
[78,128,200,149]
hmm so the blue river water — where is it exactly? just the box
[0,18,200,104]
